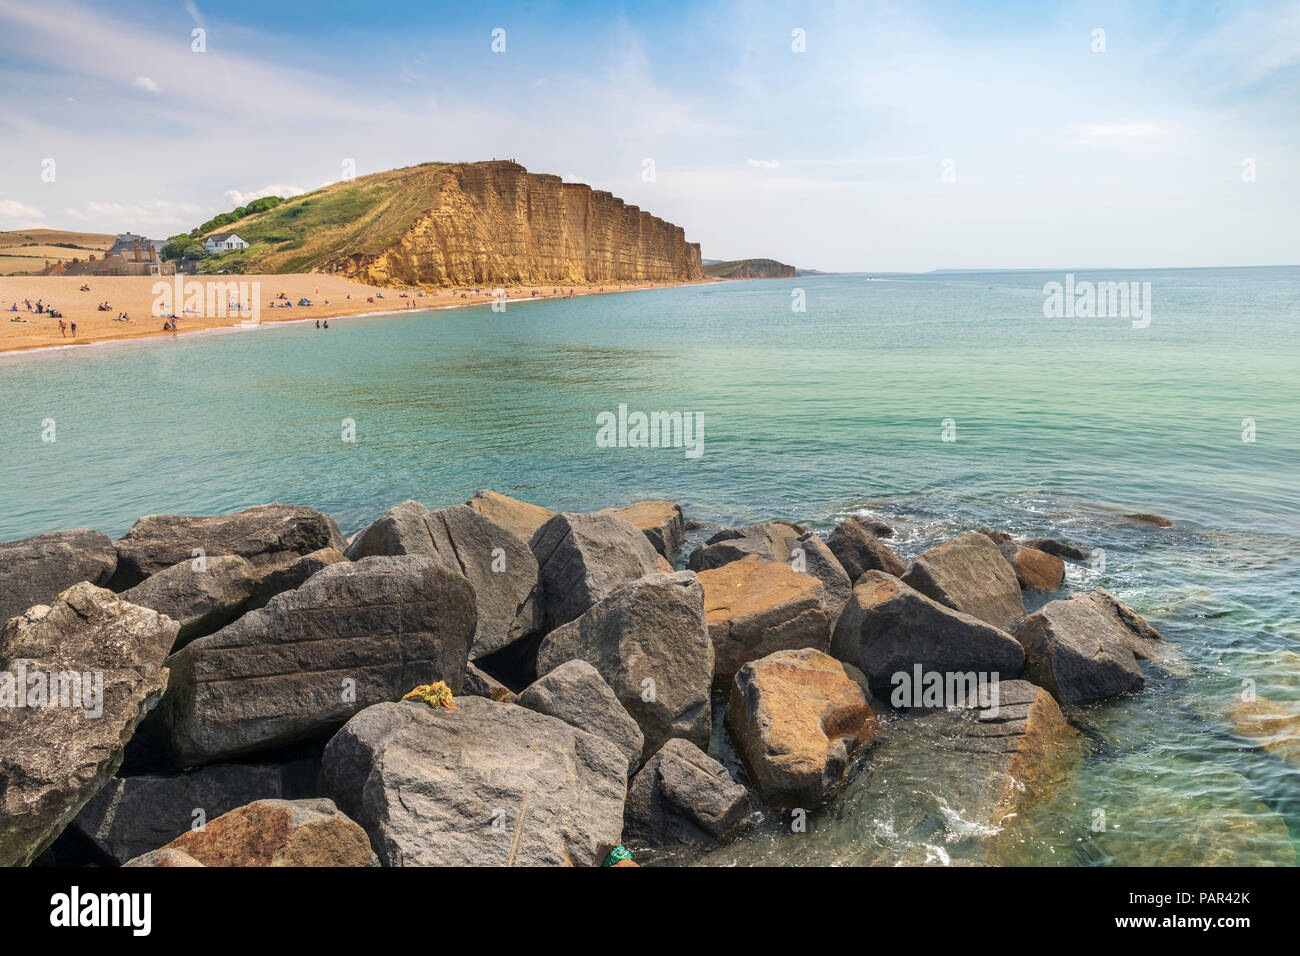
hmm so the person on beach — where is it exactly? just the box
[58,320,66,337]
[69,322,76,337]
[323,320,329,329]
[316,319,320,328]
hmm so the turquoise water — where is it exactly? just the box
[2,267,1297,865]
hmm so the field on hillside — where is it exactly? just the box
[0,229,115,275]
[202,163,451,275]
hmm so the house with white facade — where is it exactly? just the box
[204,232,250,254]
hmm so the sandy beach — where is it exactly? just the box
[0,274,711,355]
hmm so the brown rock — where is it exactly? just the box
[902,532,1026,631]
[726,648,878,807]
[698,555,831,683]
[466,489,557,543]
[123,848,204,867]
[978,527,1012,544]
[1121,512,1173,528]
[825,516,907,581]
[1228,697,1300,768]
[1002,544,1065,591]
[598,501,686,558]
[143,798,374,867]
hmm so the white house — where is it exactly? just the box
[204,232,250,254]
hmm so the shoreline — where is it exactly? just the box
[0,273,716,359]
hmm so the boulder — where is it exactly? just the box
[598,501,686,558]
[0,583,178,866]
[342,499,437,560]
[1084,587,1164,657]
[726,648,879,807]
[529,512,661,630]
[697,555,831,683]
[0,528,118,625]
[624,739,750,846]
[536,572,713,759]
[466,489,556,544]
[245,546,347,608]
[516,660,644,778]
[902,532,1026,631]
[319,698,627,866]
[122,554,259,646]
[123,848,204,867]
[71,761,316,864]
[111,504,347,588]
[154,555,476,766]
[1022,537,1089,561]
[463,661,514,702]
[999,543,1065,592]
[825,516,907,581]
[829,571,1025,690]
[1013,595,1145,704]
[794,532,853,625]
[130,798,374,867]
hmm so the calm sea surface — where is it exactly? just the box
[2,267,1297,865]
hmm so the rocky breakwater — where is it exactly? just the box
[0,494,1175,867]
[347,161,704,287]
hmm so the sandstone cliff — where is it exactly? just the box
[703,258,796,279]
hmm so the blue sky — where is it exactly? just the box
[1,0,1296,271]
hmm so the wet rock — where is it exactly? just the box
[536,571,712,758]
[1022,537,1089,562]
[466,489,556,544]
[1013,595,1145,704]
[597,501,686,558]
[71,761,316,864]
[130,798,375,867]
[517,660,644,778]
[319,698,626,866]
[829,571,1025,690]
[624,739,749,846]
[726,648,879,807]
[463,661,514,702]
[529,512,661,630]
[698,555,831,683]
[112,504,347,588]
[0,528,117,625]
[999,543,1065,592]
[825,516,907,581]
[154,555,476,766]
[0,583,178,866]
[1120,512,1173,528]
[902,532,1026,631]
[122,554,258,646]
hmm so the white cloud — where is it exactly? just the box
[747,159,781,169]
[132,76,160,93]
[0,200,46,228]
[223,185,306,206]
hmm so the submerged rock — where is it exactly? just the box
[111,504,347,588]
[597,501,686,558]
[698,555,831,683]
[825,516,907,581]
[516,660,645,778]
[830,571,1025,690]
[530,512,661,630]
[0,528,118,625]
[0,583,178,866]
[122,553,258,646]
[1227,697,1300,768]
[128,798,374,867]
[624,739,750,847]
[467,489,557,545]
[902,532,1026,631]
[1120,512,1173,528]
[155,555,476,766]
[319,698,626,866]
[726,648,879,807]
[536,571,712,758]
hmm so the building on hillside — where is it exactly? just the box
[38,244,175,277]
[204,232,249,254]
[107,233,164,257]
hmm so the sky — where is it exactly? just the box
[0,0,1296,272]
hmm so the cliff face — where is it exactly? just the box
[345,162,702,287]
[703,258,796,279]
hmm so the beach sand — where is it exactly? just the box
[0,273,710,355]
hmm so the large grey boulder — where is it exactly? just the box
[516,660,644,778]
[1013,594,1146,704]
[122,554,259,646]
[624,739,750,847]
[1086,587,1165,655]
[153,555,476,766]
[0,528,117,625]
[825,516,907,581]
[536,571,713,760]
[902,532,1027,631]
[245,547,347,609]
[71,761,316,864]
[0,583,178,866]
[794,532,853,625]
[319,698,627,866]
[343,499,437,560]
[830,571,1025,690]
[112,504,347,588]
[529,512,661,630]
